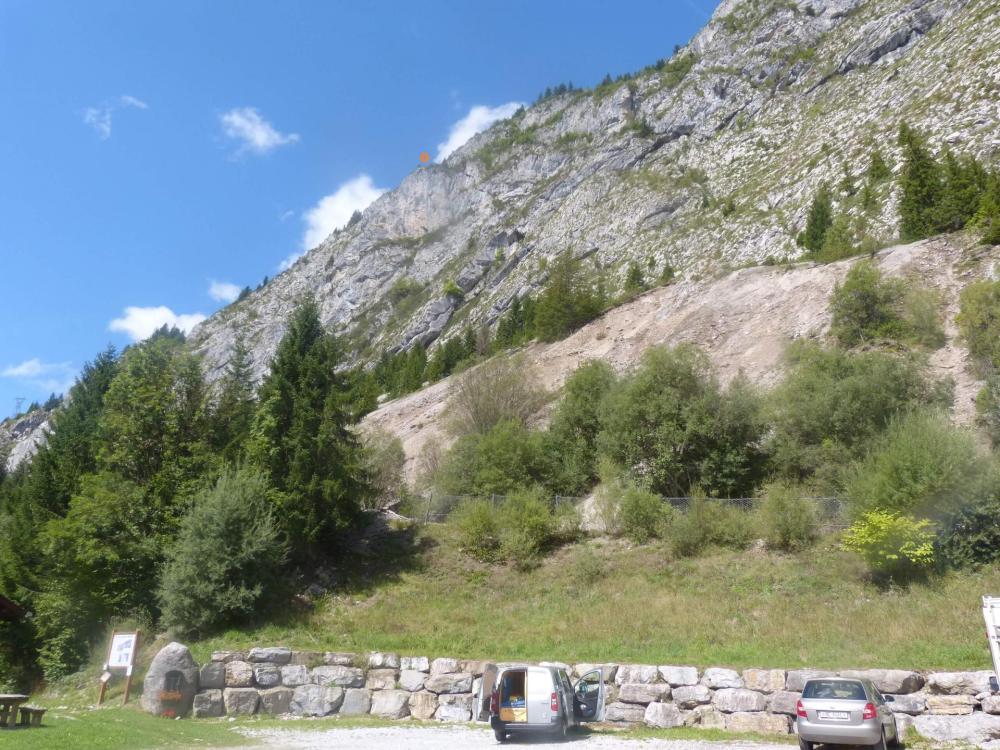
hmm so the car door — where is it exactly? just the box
[870,684,896,738]
[476,664,498,722]
[572,669,605,722]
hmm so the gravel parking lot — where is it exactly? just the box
[233,725,795,750]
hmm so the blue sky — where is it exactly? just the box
[0,0,713,417]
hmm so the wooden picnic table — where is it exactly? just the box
[0,694,28,729]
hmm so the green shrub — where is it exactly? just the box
[976,376,1000,447]
[670,495,754,557]
[453,499,501,562]
[446,355,548,437]
[936,490,1000,570]
[957,279,1000,375]
[618,484,666,544]
[846,410,989,519]
[498,488,558,567]
[829,260,907,346]
[442,279,464,300]
[841,510,935,582]
[756,482,818,552]
[436,420,553,496]
[903,287,945,349]
[158,468,287,635]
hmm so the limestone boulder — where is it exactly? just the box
[258,687,294,715]
[211,650,246,663]
[575,663,618,682]
[311,665,365,688]
[702,667,743,689]
[323,652,357,666]
[688,704,726,729]
[371,689,411,719]
[141,642,200,718]
[659,666,698,686]
[368,652,401,669]
[223,687,260,716]
[926,694,976,715]
[840,669,924,695]
[619,682,671,705]
[248,647,291,664]
[425,672,473,694]
[927,671,995,695]
[199,662,225,690]
[982,695,1000,715]
[888,693,926,715]
[252,663,281,688]
[192,689,224,718]
[768,691,801,716]
[615,665,660,685]
[430,657,460,675]
[462,660,492,677]
[401,656,430,672]
[280,664,310,687]
[785,669,835,692]
[726,711,790,734]
[409,690,439,719]
[644,702,684,728]
[399,669,427,692]
[713,688,768,713]
[290,684,344,716]
[365,668,399,690]
[436,693,473,722]
[914,713,1000,745]
[743,669,786,693]
[604,702,646,723]
[225,661,254,687]
[339,688,373,715]
[289,651,323,667]
[673,684,712,708]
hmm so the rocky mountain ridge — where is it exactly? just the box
[189,0,1000,383]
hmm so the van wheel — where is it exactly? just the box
[494,728,507,743]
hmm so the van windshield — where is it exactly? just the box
[802,680,868,700]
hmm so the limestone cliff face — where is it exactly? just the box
[189,0,999,382]
[0,409,51,474]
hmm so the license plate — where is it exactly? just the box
[818,711,850,721]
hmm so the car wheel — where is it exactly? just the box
[494,728,507,743]
[873,729,888,750]
[798,739,813,750]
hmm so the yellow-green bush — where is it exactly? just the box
[841,510,935,581]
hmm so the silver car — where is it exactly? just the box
[796,677,899,750]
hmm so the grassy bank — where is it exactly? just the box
[189,524,999,670]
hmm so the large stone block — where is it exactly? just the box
[604,702,647,723]
[141,642,200,718]
[575,663,618,682]
[785,670,835,692]
[199,662,226,690]
[323,652,357,666]
[768,691,801,716]
[702,668,744,689]
[280,664,310,687]
[290,684,344,716]
[401,656,430,672]
[365,668,399,690]
[743,669,786,693]
[914,713,1000,745]
[339,688,372,716]
[927,671,995,695]
[311,665,365,688]
[425,672,473,694]
[926,694,976,715]
[289,651,323,667]
[211,650,246,663]
[248,647,291,665]
[462,660,492,677]
[725,711,790,734]
[225,661,254,688]
[615,665,660,685]
[368,652,401,669]
[895,712,915,738]
[982,695,1000,715]
[223,687,260,716]
[399,669,427,692]
[252,663,281,688]
[193,689,224,718]
[888,693,926,715]
[371,689,411,719]
[408,690,437,720]
[839,669,924,695]
[619,682,671,705]
[688,704,726,729]
[713,688,768,713]
[673,684,712,708]
[644,702,684,728]
[258,687,294,715]
[436,693,473,722]
[659,666,698,687]
[430,657,460,675]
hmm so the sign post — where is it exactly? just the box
[98,630,140,705]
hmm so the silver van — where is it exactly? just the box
[477,664,605,742]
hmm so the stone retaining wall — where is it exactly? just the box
[151,643,999,738]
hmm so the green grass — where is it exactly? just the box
[188,524,1000,670]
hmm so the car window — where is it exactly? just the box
[802,680,868,700]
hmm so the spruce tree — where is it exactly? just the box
[867,148,891,183]
[935,150,988,232]
[212,335,256,461]
[534,252,603,342]
[249,297,367,563]
[979,172,1000,246]
[803,185,834,253]
[898,123,943,241]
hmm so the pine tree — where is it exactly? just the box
[533,253,603,342]
[624,262,646,295]
[212,335,256,461]
[803,185,834,253]
[898,123,943,241]
[979,171,1000,246]
[249,297,366,563]
[867,148,891,183]
[935,150,988,232]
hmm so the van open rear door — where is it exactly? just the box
[476,663,498,721]
[983,597,1000,693]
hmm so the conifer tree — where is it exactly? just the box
[898,123,943,241]
[979,172,1000,246]
[867,148,891,183]
[212,334,256,461]
[802,184,833,253]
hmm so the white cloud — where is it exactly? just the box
[436,102,524,162]
[108,306,207,342]
[2,359,76,395]
[220,107,299,156]
[208,280,242,303]
[82,95,149,139]
[298,173,387,255]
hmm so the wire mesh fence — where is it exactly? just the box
[402,492,848,529]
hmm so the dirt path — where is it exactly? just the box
[232,724,794,750]
[364,237,996,483]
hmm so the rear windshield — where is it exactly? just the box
[802,680,868,700]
